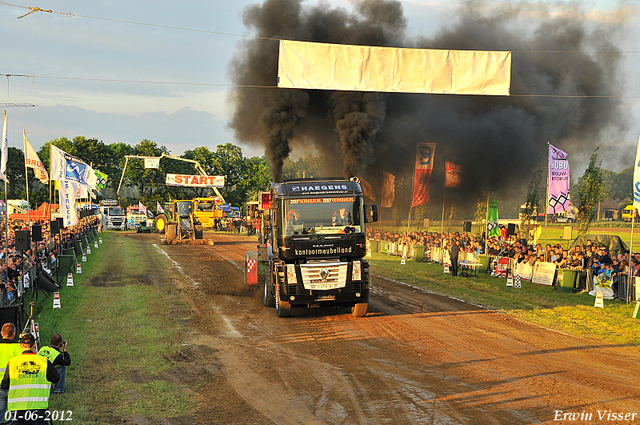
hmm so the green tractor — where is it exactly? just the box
[157,200,204,241]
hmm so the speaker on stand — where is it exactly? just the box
[31,223,42,242]
[15,230,30,252]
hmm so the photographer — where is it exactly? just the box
[37,334,70,395]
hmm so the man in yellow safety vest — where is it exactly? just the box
[37,334,70,394]
[1,333,59,424]
[0,323,22,421]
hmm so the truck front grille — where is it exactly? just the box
[300,262,347,290]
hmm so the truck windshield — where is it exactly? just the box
[109,207,125,216]
[283,197,362,236]
[197,201,215,212]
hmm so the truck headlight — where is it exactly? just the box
[286,264,297,284]
[352,261,361,281]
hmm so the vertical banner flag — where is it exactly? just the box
[139,202,147,215]
[633,136,640,212]
[75,185,88,199]
[358,177,376,202]
[445,161,463,187]
[487,192,500,237]
[0,111,7,181]
[548,145,570,214]
[95,170,108,190]
[381,172,395,208]
[50,144,98,190]
[412,142,436,207]
[23,130,48,183]
[59,180,79,227]
[157,202,165,214]
[144,158,160,169]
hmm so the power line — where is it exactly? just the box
[0,1,276,41]
[1,1,640,54]
[3,73,640,99]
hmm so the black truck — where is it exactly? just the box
[258,178,378,317]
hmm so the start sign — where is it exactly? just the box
[166,174,225,188]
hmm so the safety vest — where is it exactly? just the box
[37,346,60,364]
[7,353,50,411]
[0,343,23,374]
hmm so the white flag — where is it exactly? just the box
[157,202,164,214]
[139,202,147,215]
[50,144,98,190]
[633,136,640,212]
[0,111,7,181]
[23,130,49,184]
[59,180,79,227]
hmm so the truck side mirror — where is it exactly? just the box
[365,205,378,223]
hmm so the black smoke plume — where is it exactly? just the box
[329,92,386,177]
[228,0,627,208]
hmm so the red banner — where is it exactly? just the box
[411,143,436,207]
[358,177,376,202]
[445,161,463,188]
[381,172,395,208]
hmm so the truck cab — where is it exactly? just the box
[622,205,639,222]
[126,206,154,231]
[99,200,126,230]
[193,197,224,229]
[261,178,378,318]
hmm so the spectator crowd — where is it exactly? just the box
[367,227,635,300]
[0,214,101,305]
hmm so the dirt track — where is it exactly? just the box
[138,232,640,424]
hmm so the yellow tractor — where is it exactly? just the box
[162,200,204,241]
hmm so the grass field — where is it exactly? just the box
[30,232,195,424]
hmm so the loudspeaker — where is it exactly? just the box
[31,224,42,242]
[0,305,25,335]
[507,223,516,236]
[15,230,30,251]
[36,270,60,293]
[463,221,472,232]
[56,217,64,230]
[50,220,59,234]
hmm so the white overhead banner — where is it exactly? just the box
[166,174,225,188]
[277,40,512,95]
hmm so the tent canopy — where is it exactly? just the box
[569,234,629,257]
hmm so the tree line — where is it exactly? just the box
[2,137,633,220]
[0,137,326,212]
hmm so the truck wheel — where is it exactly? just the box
[275,283,291,317]
[351,302,368,317]
[166,223,177,241]
[155,215,167,234]
[263,272,275,307]
[194,224,204,240]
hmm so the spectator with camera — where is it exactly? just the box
[37,334,70,395]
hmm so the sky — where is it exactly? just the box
[1,0,639,173]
